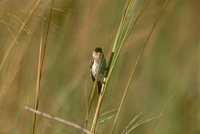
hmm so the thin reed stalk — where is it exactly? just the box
[0,20,15,32]
[147,90,176,134]
[13,15,32,34]
[111,0,170,133]
[89,0,135,132]
[85,79,97,129]
[125,116,157,134]
[32,1,54,134]
[100,108,117,118]
[0,27,20,99]
[108,0,151,85]
[85,53,105,129]
[32,20,44,134]
[121,112,143,134]
[25,106,93,134]
[0,0,41,70]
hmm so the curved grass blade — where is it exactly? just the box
[32,0,54,134]
[147,90,176,134]
[111,0,171,133]
[89,0,137,132]
[0,0,41,70]
[125,116,157,134]
[121,112,143,134]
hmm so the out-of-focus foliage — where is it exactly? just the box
[0,0,199,134]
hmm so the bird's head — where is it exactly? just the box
[93,47,103,62]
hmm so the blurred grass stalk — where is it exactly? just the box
[89,0,137,132]
[85,55,104,129]
[0,0,41,70]
[111,0,170,133]
[147,90,176,134]
[32,0,54,134]
[124,116,157,134]
[32,20,44,134]
[25,106,94,134]
[121,112,143,133]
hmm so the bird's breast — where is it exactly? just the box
[91,61,100,77]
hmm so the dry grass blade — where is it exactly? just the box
[107,0,151,88]
[0,19,13,29]
[100,108,117,118]
[32,20,44,134]
[6,27,20,46]
[84,80,89,127]
[111,0,170,133]
[147,90,176,134]
[125,116,157,134]
[121,112,143,134]
[0,27,19,98]
[85,54,105,130]
[107,0,136,79]
[13,15,32,34]
[0,24,25,102]
[0,0,41,70]
[110,0,151,132]
[32,0,54,134]
[111,0,134,53]
[0,0,197,134]
[85,81,97,129]
[0,65,20,100]
[89,0,135,132]
[25,106,94,134]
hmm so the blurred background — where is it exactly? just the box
[0,0,199,134]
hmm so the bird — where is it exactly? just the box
[90,47,107,95]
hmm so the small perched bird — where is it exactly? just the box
[90,47,107,95]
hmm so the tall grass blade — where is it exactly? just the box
[89,0,135,132]
[107,0,151,85]
[85,79,97,129]
[125,116,157,134]
[85,54,105,130]
[121,112,143,134]
[32,0,54,134]
[111,0,170,133]
[32,20,44,134]
[13,15,32,35]
[147,90,176,134]
[0,0,41,70]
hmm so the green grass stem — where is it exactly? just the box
[111,0,170,133]
[89,0,136,132]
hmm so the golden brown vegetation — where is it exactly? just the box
[0,0,199,134]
